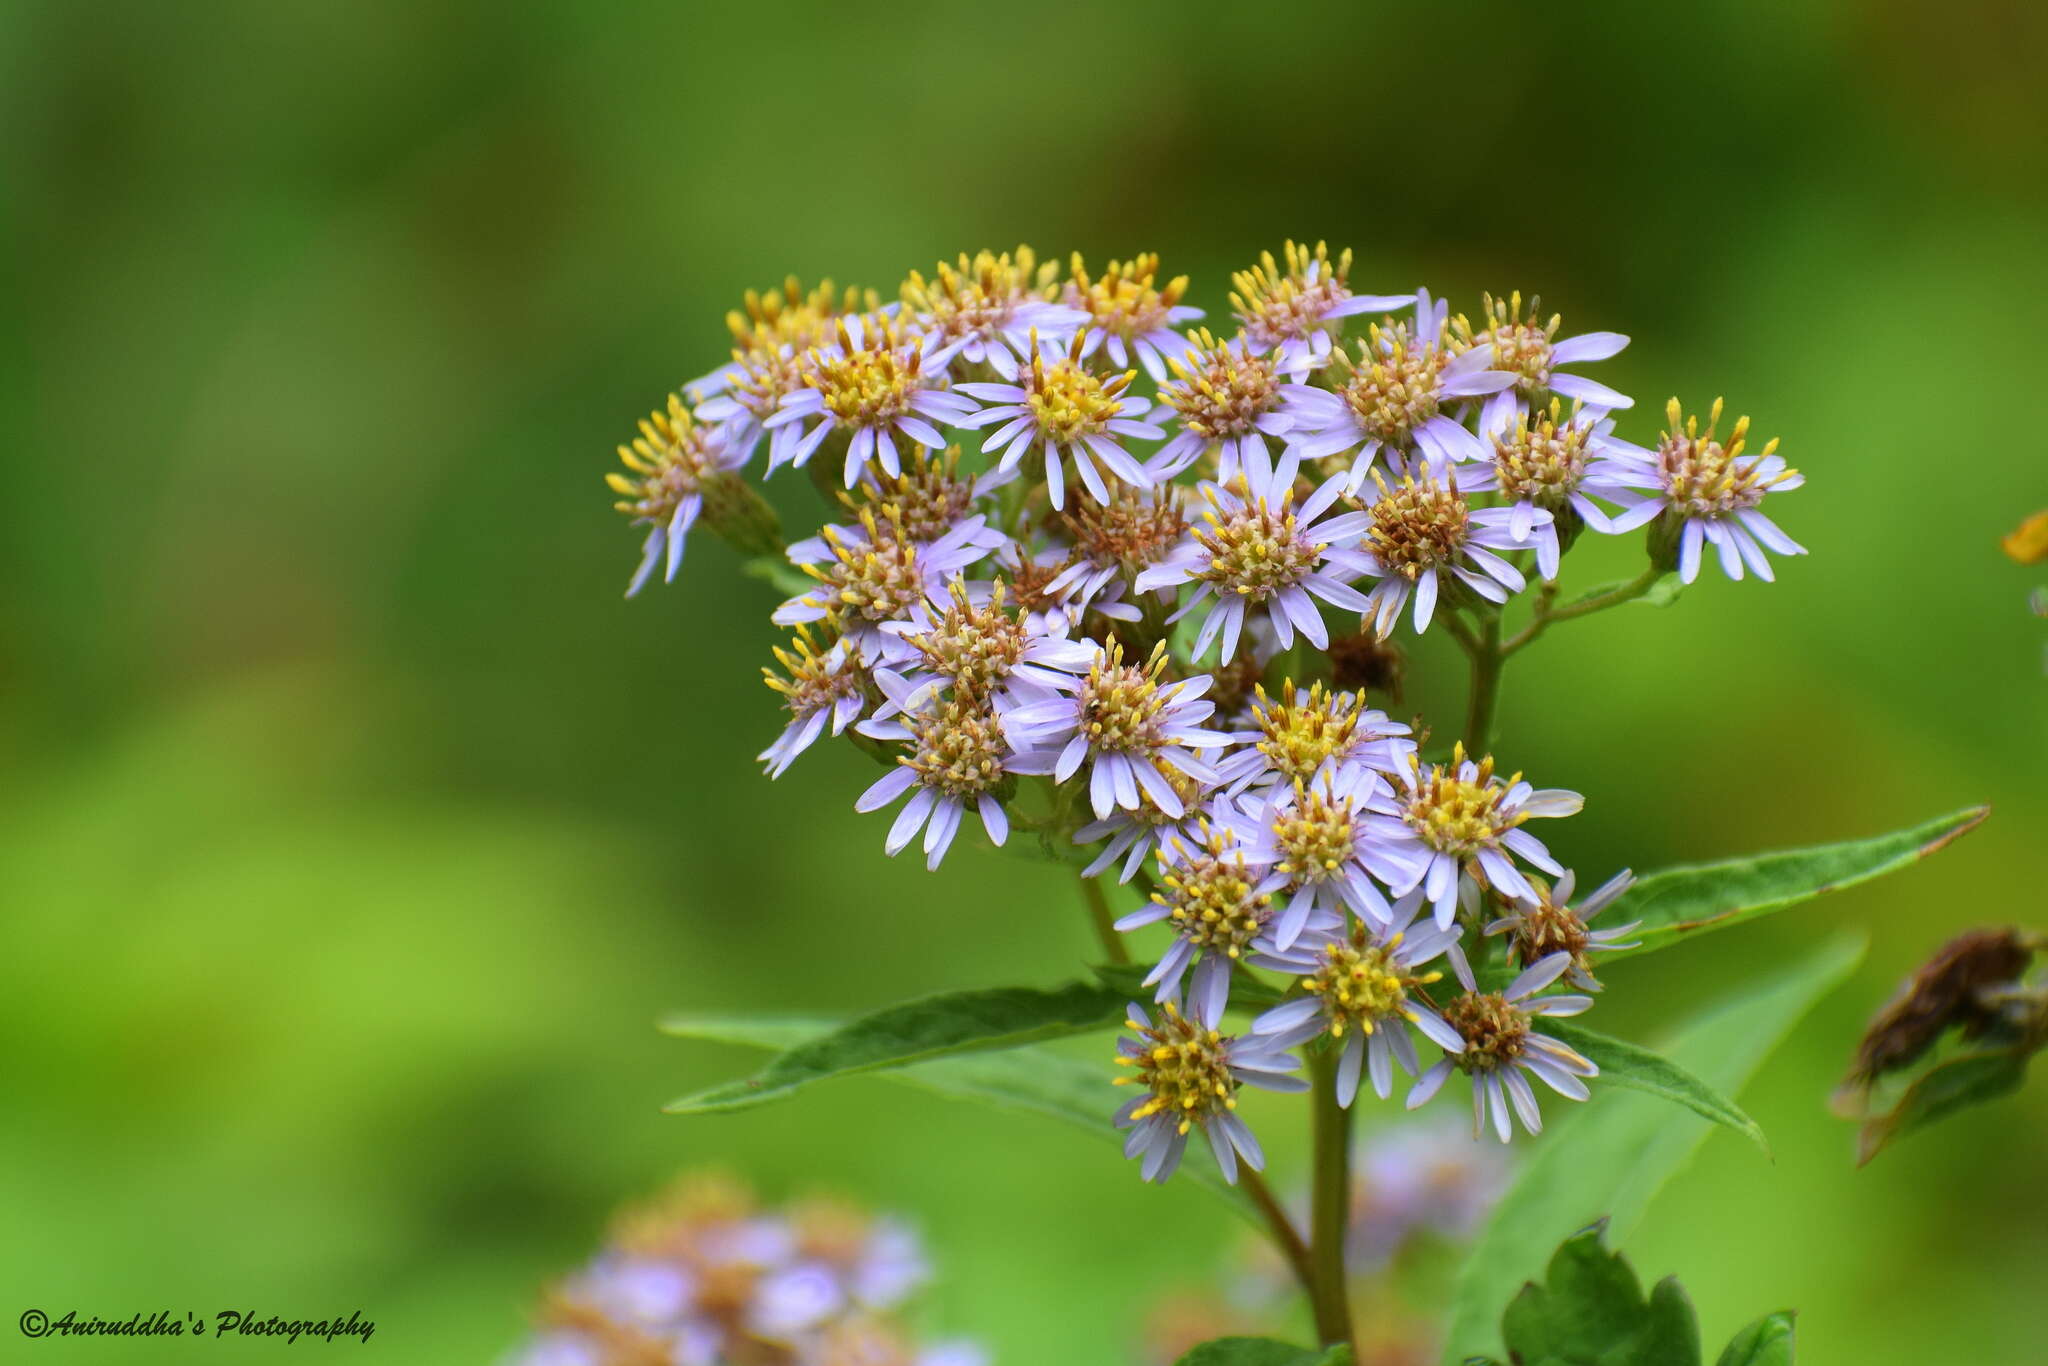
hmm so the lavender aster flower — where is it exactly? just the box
[1229,240,1414,378]
[1222,767,1410,948]
[954,332,1163,510]
[1283,297,1517,482]
[1250,893,1467,1106]
[689,277,875,465]
[902,246,1087,380]
[1367,744,1583,929]
[1043,486,1190,614]
[1002,640,1228,820]
[1113,996,1306,1184]
[1114,819,1293,1026]
[1073,763,1213,883]
[1486,868,1640,991]
[1062,251,1204,383]
[1407,952,1597,1141]
[774,506,1000,662]
[1454,290,1632,410]
[877,579,1096,715]
[608,394,749,595]
[1211,680,1416,795]
[1459,391,1643,579]
[1149,328,1294,481]
[854,690,1015,870]
[1349,468,1542,637]
[1602,398,1806,584]
[764,314,979,486]
[1135,452,1373,664]
[760,622,870,778]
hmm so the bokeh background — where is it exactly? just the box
[5,1,2046,1361]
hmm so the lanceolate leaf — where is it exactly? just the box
[1541,1020,1768,1153]
[1599,807,1986,962]
[660,1013,1250,1209]
[1715,1312,1797,1366]
[661,981,1128,1114]
[1173,1337,1349,1366]
[1440,935,1864,1366]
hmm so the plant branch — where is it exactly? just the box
[1504,564,1667,656]
[1080,874,1130,965]
[1237,1164,1315,1302]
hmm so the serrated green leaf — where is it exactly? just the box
[1854,1043,2038,1166]
[658,1013,1251,1210]
[1172,1336,1347,1366]
[1540,1020,1768,1153]
[1440,935,1864,1366]
[660,981,1129,1114]
[1715,1312,1796,1366]
[1496,1223,1702,1366]
[1600,807,1985,962]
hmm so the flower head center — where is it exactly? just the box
[906,581,1026,693]
[1120,1002,1238,1130]
[806,322,926,428]
[609,395,717,524]
[1065,251,1187,340]
[1337,323,1450,444]
[1403,749,1518,856]
[1155,833,1274,959]
[1306,926,1441,1034]
[1162,329,1283,437]
[1443,992,1532,1072]
[1508,894,1592,970]
[764,623,861,720]
[1273,783,1356,885]
[1229,240,1355,348]
[1657,397,1789,517]
[902,246,1050,344]
[813,510,929,622]
[1460,291,1558,397]
[843,445,978,543]
[1077,642,1171,753]
[1193,479,1319,600]
[905,694,1007,797]
[1025,345,1130,446]
[1494,400,1592,509]
[1061,489,1188,574]
[1249,682,1371,786]
[1363,472,1470,579]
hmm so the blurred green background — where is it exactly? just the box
[5,1,2046,1361]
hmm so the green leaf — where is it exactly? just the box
[1600,807,1986,963]
[1715,1312,1796,1366]
[1854,1043,2038,1166]
[1541,1020,1768,1153]
[658,1013,1250,1209]
[1173,1337,1348,1366]
[660,981,1129,1114]
[1495,1223,1702,1366]
[1440,934,1864,1366]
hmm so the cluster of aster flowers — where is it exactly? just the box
[609,243,1806,1182]
[503,1174,981,1366]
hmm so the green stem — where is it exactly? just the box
[1463,611,1505,755]
[1080,874,1129,965]
[1237,1164,1315,1304]
[1503,564,1666,656]
[1308,1048,1358,1353]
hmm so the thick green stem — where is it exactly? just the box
[1237,1164,1315,1303]
[1080,874,1130,965]
[1308,1049,1358,1353]
[1463,612,1504,755]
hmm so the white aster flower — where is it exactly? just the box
[954,332,1164,510]
[1601,397,1806,584]
[773,506,1001,663]
[1134,450,1373,665]
[1061,251,1205,383]
[608,394,750,595]
[1229,240,1414,377]
[1220,766,1411,949]
[853,690,1017,870]
[759,623,870,778]
[1001,640,1228,821]
[1455,289,1633,410]
[1210,680,1416,795]
[1148,327,1296,481]
[1486,867,1640,992]
[1365,744,1583,930]
[902,246,1088,380]
[1407,952,1597,1142]
[763,314,979,486]
[1114,818,1294,1027]
[1347,468,1542,637]
[1113,996,1306,1184]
